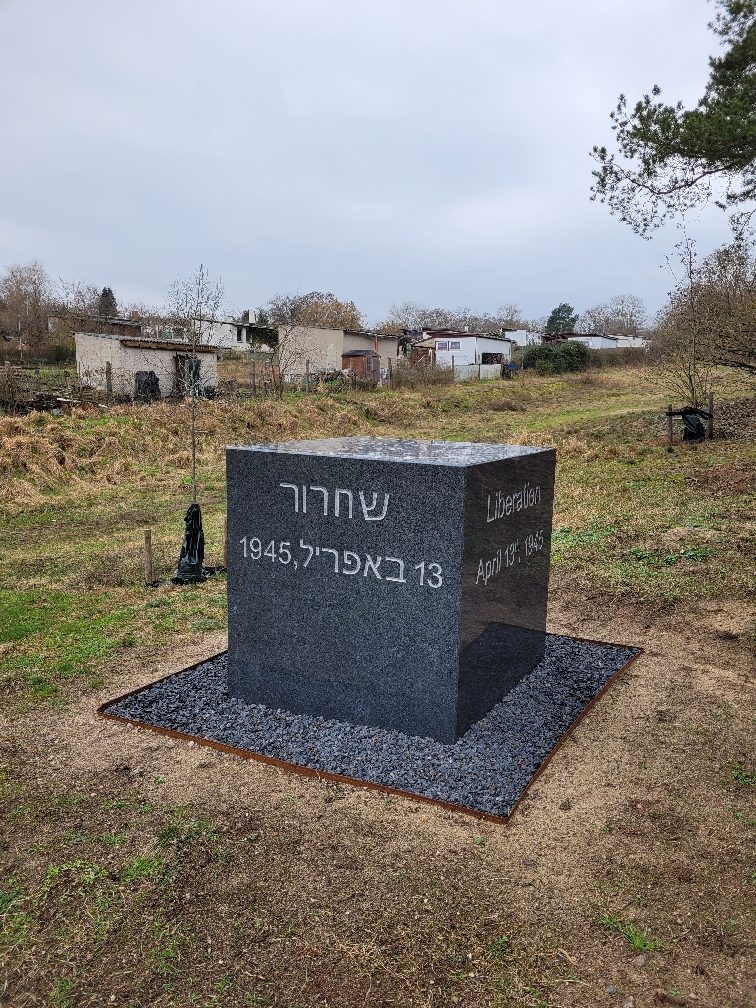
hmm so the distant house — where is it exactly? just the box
[48,314,144,341]
[276,325,399,377]
[504,329,541,348]
[412,329,514,366]
[560,332,647,350]
[75,330,220,398]
[232,322,277,351]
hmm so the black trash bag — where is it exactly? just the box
[668,406,711,442]
[134,370,162,401]
[173,502,211,583]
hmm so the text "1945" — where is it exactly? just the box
[239,537,444,588]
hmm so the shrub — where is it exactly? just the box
[46,344,74,364]
[390,359,454,388]
[558,340,590,371]
[522,345,552,371]
[522,341,588,373]
[589,347,646,368]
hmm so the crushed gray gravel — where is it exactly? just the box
[103,634,638,817]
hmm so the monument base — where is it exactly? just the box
[100,635,640,821]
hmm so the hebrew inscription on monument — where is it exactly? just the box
[226,437,556,743]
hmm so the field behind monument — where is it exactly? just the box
[1,366,754,1007]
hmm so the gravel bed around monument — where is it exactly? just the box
[102,634,638,818]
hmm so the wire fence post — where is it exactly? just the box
[143,529,154,585]
[666,404,674,452]
[707,390,714,439]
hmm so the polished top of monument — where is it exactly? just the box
[228,436,550,466]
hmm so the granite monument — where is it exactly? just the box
[226,437,556,743]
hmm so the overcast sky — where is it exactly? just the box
[0,0,735,325]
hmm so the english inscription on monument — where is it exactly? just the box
[226,437,556,744]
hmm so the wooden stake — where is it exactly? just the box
[251,359,257,397]
[666,404,674,452]
[305,359,310,391]
[143,529,154,585]
[105,361,113,397]
[387,357,393,388]
[707,390,714,439]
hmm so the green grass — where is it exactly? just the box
[121,855,164,881]
[600,913,662,951]
[0,367,753,707]
[731,764,756,787]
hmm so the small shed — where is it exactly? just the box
[75,331,220,398]
[432,333,513,366]
[341,349,381,384]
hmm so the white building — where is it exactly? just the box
[504,329,541,348]
[274,325,400,377]
[429,332,514,366]
[566,333,646,350]
[610,334,647,349]
[75,331,220,398]
[148,318,241,352]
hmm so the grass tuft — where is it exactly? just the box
[600,913,661,951]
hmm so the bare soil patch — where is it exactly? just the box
[2,601,753,1008]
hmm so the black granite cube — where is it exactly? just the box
[226,437,556,743]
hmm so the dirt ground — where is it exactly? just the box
[1,371,754,1007]
[2,592,754,1008]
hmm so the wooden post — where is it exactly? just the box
[105,361,113,397]
[388,357,393,389]
[251,358,257,397]
[451,355,455,382]
[707,390,714,439]
[478,362,482,381]
[305,359,310,391]
[143,529,154,585]
[223,515,228,569]
[666,404,674,452]
[64,372,72,396]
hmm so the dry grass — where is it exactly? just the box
[1,366,755,1006]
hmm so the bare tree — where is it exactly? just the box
[577,294,648,334]
[654,231,756,385]
[166,265,225,503]
[266,291,365,330]
[653,230,716,406]
[0,260,54,354]
[270,322,323,398]
[56,277,100,317]
[379,300,523,335]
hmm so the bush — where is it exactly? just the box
[589,347,646,368]
[390,359,454,389]
[522,341,588,373]
[558,340,590,371]
[46,344,74,364]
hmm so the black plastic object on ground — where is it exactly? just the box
[173,502,212,583]
[668,406,711,441]
[134,370,162,401]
